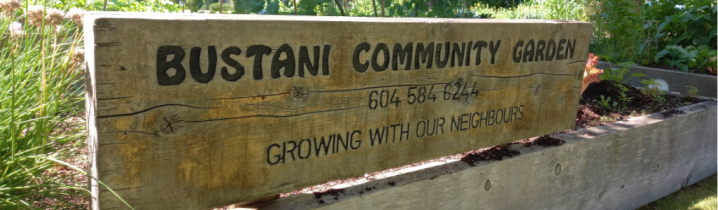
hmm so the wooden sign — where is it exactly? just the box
[85,12,592,210]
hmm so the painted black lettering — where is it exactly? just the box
[438,117,445,134]
[267,143,283,165]
[546,40,556,61]
[313,137,332,156]
[247,45,272,80]
[495,108,504,125]
[435,42,450,68]
[221,46,244,81]
[350,130,362,150]
[451,116,460,132]
[271,44,296,78]
[299,46,319,77]
[472,41,488,66]
[565,39,575,59]
[523,40,534,62]
[298,139,312,159]
[512,40,524,63]
[427,118,437,136]
[451,42,466,67]
[189,46,217,83]
[337,133,349,152]
[370,127,386,146]
[518,105,524,120]
[393,42,413,70]
[285,140,297,161]
[557,39,566,60]
[322,45,331,75]
[416,120,426,138]
[460,113,469,130]
[414,42,434,69]
[156,45,186,86]
[372,43,390,72]
[464,41,473,66]
[489,40,501,64]
[535,40,546,61]
[400,123,409,141]
[353,42,371,73]
[471,112,481,128]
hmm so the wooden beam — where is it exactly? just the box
[85,13,592,210]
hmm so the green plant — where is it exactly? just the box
[685,86,699,97]
[615,83,632,111]
[209,2,232,12]
[590,0,642,63]
[598,95,618,112]
[187,0,204,12]
[1,5,87,208]
[598,61,646,83]
[654,45,717,72]
[648,0,716,72]
[640,79,665,101]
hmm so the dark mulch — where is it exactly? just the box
[581,80,701,114]
[523,135,565,147]
[460,147,520,166]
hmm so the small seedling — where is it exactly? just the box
[685,86,698,98]
[640,79,665,101]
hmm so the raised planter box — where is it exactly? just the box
[597,61,717,98]
[241,100,717,210]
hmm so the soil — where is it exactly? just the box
[460,147,521,166]
[581,80,701,115]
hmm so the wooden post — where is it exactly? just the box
[219,0,223,13]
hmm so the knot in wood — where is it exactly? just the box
[158,114,186,135]
[289,86,308,101]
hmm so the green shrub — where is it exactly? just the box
[209,2,233,12]
[187,0,204,12]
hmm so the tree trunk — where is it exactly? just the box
[381,0,385,17]
[371,0,378,17]
[334,0,346,16]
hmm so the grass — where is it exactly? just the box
[638,174,717,210]
[0,2,87,208]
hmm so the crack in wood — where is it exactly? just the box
[98,96,132,101]
[184,105,364,123]
[470,72,579,79]
[207,92,289,100]
[97,104,219,119]
[96,42,122,47]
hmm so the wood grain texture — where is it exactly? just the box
[246,101,717,210]
[85,12,592,210]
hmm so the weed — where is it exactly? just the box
[685,86,699,98]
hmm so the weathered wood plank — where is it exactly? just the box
[85,12,592,210]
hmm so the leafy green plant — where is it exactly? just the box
[598,95,618,112]
[615,83,632,111]
[654,45,717,73]
[590,0,642,63]
[685,86,699,97]
[640,79,665,101]
[0,5,87,208]
[209,2,232,12]
[598,61,646,83]
[187,0,204,12]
